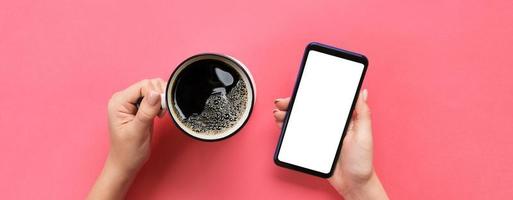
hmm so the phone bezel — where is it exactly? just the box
[273,42,369,178]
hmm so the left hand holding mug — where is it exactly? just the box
[88,78,166,200]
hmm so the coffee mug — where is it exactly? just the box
[154,53,255,141]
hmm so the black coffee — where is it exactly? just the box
[171,59,248,135]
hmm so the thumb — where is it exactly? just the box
[354,89,372,134]
[133,90,161,131]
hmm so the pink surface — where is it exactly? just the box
[1,0,513,199]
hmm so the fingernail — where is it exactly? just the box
[363,89,368,102]
[273,109,279,113]
[274,98,281,103]
[147,91,160,106]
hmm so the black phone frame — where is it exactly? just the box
[273,42,369,178]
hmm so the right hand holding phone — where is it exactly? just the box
[273,89,389,200]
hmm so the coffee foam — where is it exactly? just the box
[180,80,248,135]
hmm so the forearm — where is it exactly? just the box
[87,156,138,200]
[340,171,389,200]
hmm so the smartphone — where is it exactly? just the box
[274,42,368,178]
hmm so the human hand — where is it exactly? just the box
[273,89,388,200]
[88,78,166,200]
[106,78,166,174]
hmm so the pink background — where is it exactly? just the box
[1,0,513,199]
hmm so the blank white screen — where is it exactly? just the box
[278,50,364,174]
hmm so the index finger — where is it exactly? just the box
[274,97,290,111]
[121,78,165,104]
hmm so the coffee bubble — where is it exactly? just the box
[181,80,247,134]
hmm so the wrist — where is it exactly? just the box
[88,154,139,200]
[337,171,388,200]
[105,152,141,180]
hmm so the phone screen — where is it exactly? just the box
[277,48,365,175]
